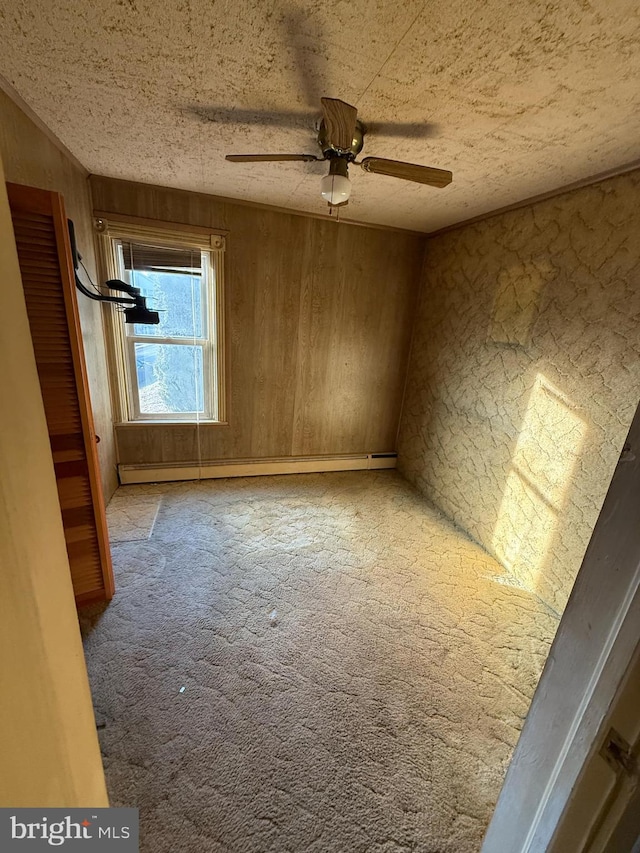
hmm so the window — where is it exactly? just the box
[98,221,226,423]
[116,240,213,420]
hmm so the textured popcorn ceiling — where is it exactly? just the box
[1,0,639,231]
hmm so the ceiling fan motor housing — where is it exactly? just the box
[317,119,365,160]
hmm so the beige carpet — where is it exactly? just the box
[82,471,558,853]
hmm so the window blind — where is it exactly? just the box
[121,241,201,274]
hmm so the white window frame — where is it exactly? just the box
[95,218,226,424]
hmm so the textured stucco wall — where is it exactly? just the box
[0,88,118,501]
[398,170,640,613]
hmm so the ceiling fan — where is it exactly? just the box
[225,97,453,207]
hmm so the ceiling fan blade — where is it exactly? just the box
[226,154,320,162]
[360,157,452,187]
[321,98,358,151]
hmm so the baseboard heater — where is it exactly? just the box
[118,453,398,485]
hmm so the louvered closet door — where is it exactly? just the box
[7,183,114,604]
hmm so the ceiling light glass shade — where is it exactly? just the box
[320,173,351,205]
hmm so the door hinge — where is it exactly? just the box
[599,728,637,777]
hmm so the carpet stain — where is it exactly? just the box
[81,471,558,853]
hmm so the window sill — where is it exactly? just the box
[114,420,229,427]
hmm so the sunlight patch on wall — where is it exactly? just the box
[491,374,587,594]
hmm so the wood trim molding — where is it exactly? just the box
[118,453,398,484]
[93,224,129,424]
[92,217,227,425]
[428,160,640,238]
[93,215,228,250]
[93,210,229,238]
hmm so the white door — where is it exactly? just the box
[483,401,640,853]
[550,645,640,852]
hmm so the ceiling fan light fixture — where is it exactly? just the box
[320,172,351,205]
[320,157,351,206]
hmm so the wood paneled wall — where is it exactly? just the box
[90,177,425,466]
[0,88,117,500]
